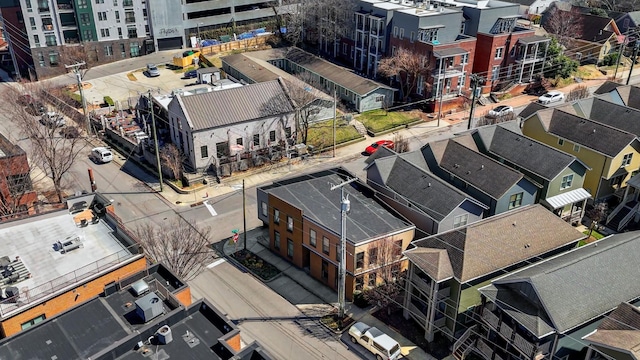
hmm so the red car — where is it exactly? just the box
[364,140,394,155]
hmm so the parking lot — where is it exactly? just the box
[78,64,201,107]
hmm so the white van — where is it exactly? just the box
[91,147,113,163]
[349,322,402,360]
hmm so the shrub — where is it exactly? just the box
[103,96,115,106]
[353,291,370,308]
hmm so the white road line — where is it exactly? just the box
[203,200,217,217]
[207,258,226,268]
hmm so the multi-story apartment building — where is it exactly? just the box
[0,0,150,78]
[148,0,282,51]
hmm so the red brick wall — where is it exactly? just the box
[268,194,303,267]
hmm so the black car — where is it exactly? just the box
[184,69,198,79]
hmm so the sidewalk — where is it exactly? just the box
[220,228,437,360]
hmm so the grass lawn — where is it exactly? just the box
[358,110,418,133]
[306,120,362,151]
[579,229,606,246]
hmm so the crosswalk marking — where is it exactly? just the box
[203,200,217,217]
[207,258,226,268]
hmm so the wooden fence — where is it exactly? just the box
[198,36,271,56]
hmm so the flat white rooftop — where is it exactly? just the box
[0,211,136,315]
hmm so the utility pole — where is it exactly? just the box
[333,88,337,158]
[65,62,90,134]
[468,74,483,130]
[330,177,357,319]
[628,38,640,85]
[243,179,247,250]
[148,91,163,192]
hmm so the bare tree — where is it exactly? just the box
[303,0,355,57]
[59,45,92,77]
[476,112,517,127]
[363,237,406,315]
[393,133,409,153]
[543,5,584,48]
[378,48,433,102]
[283,74,324,144]
[586,202,608,237]
[134,217,212,281]
[160,143,185,180]
[3,82,87,203]
[566,85,590,101]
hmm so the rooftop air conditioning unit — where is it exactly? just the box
[156,325,173,344]
[131,279,150,297]
[135,293,163,322]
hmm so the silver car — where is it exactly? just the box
[146,64,160,77]
[538,90,564,104]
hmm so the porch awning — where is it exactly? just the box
[626,172,640,188]
[543,188,592,209]
[434,47,467,58]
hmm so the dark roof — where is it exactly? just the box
[535,108,637,157]
[0,268,270,360]
[404,248,453,282]
[264,169,414,244]
[410,204,585,283]
[502,0,536,7]
[176,79,295,131]
[364,145,397,165]
[584,302,640,358]
[222,53,280,83]
[0,133,25,158]
[517,35,550,44]
[583,97,640,136]
[481,232,640,336]
[480,125,580,181]
[518,101,547,119]
[381,156,486,221]
[282,48,393,96]
[594,82,640,110]
[197,66,220,74]
[594,80,625,95]
[543,7,616,42]
[425,139,524,199]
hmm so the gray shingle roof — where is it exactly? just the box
[426,139,524,199]
[483,126,579,181]
[482,232,640,336]
[584,302,640,358]
[594,81,625,95]
[518,102,548,120]
[383,157,486,221]
[176,79,295,131]
[581,97,640,136]
[265,169,413,244]
[404,248,453,282]
[540,109,637,157]
[412,204,585,283]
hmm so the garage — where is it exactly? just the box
[157,37,183,50]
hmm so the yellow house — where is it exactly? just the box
[522,108,640,200]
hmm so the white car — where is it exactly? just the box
[146,64,160,77]
[348,322,402,360]
[538,91,565,104]
[487,105,514,118]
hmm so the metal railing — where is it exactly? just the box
[452,325,476,359]
[513,332,535,356]
[618,202,640,231]
[0,246,139,317]
[482,308,500,330]
[607,193,634,223]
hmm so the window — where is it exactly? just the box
[29,17,36,30]
[130,42,139,56]
[321,260,329,280]
[310,229,317,247]
[461,53,468,64]
[356,252,364,269]
[622,153,633,167]
[558,138,564,146]
[104,45,113,56]
[113,0,117,5]
[118,28,123,39]
[37,52,45,66]
[25,0,32,10]
[573,144,580,152]
[98,11,107,21]
[561,174,574,189]
[120,43,126,58]
[342,43,348,55]
[269,130,276,142]
[21,315,45,330]
[453,214,468,228]
[143,8,147,17]
[82,29,92,41]
[368,247,378,265]
[100,28,110,37]
[127,27,137,38]
[410,31,415,42]
[375,95,384,102]
[200,145,208,158]
[216,142,228,158]
[115,10,120,22]
[393,26,398,38]
[236,138,243,146]
[273,209,279,224]
[95,0,103,3]
[285,127,292,138]
[491,65,500,81]
[419,28,438,42]
[355,276,364,291]
[125,10,135,23]
[509,192,524,209]
[394,240,402,258]
[287,238,294,257]
[261,201,267,217]
[399,28,404,39]
[368,272,377,287]
[45,34,56,46]
[48,51,59,66]
[392,46,397,56]
[33,35,40,47]
[253,134,260,146]
[287,216,293,232]
[274,230,280,250]
[495,47,504,59]
[78,0,87,5]
[460,21,466,34]
[322,236,330,254]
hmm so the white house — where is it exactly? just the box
[167,79,296,172]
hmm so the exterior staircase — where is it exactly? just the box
[349,119,368,136]
[607,201,638,231]
[452,325,477,360]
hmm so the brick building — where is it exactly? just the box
[0,133,36,221]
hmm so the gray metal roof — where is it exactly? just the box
[482,232,640,336]
[425,139,524,199]
[542,188,591,209]
[412,204,585,282]
[176,79,295,131]
[222,53,280,83]
[264,169,414,244]
[382,156,487,221]
[536,108,637,158]
[482,125,580,181]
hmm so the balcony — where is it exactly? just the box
[123,0,133,6]
[513,332,535,356]
[57,3,73,11]
[408,301,427,324]
[411,274,432,295]
[125,17,136,24]
[433,65,464,79]
[515,53,545,64]
[481,308,500,330]
[39,6,50,12]
[370,28,383,36]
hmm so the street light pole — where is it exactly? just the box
[331,177,357,319]
[148,91,163,192]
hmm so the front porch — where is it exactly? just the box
[541,188,591,226]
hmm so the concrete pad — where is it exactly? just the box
[266,276,324,305]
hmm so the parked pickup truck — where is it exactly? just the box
[348,322,402,360]
[41,112,66,127]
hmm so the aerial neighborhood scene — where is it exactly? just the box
[4,0,640,358]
